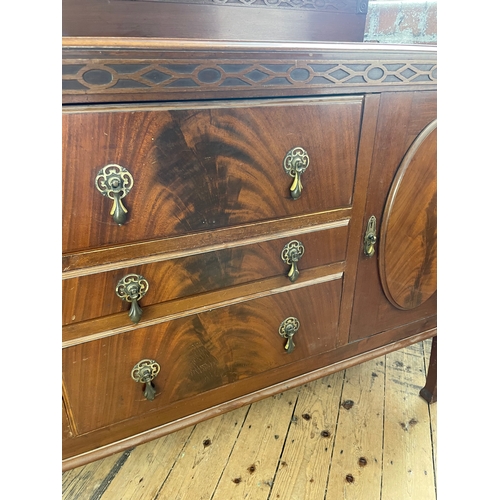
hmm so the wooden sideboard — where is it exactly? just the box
[62,4,437,470]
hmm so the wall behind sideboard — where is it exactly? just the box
[364,0,437,44]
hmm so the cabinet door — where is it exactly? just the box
[349,91,437,342]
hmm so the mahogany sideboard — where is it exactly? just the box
[62,23,437,469]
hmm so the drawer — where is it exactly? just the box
[62,97,362,253]
[62,224,348,325]
[62,278,342,434]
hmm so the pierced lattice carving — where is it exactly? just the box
[63,59,437,94]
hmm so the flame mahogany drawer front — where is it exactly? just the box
[62,278,343,436]
[62,224,348,326]
[62,97,362,254]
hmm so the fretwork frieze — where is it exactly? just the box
[63,58,437,96]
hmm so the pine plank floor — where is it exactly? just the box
[63,339,437,500]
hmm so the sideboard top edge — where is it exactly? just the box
[62,37,437,55]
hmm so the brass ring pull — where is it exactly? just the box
[281,240,305,282]
[131,359,160,401]
[283,147,309,200]
[363,215,377,257]
[116,274,149,324]
[279,317,300,353]
[95,164,134,225]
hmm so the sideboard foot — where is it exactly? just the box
[420,335,437,404]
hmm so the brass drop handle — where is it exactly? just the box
[95,164,134,225]
[281,240,305,282]
[283,147,310,200]
[131,359,160,401]
[116,274,149,324]
[279,317,300,353]
[363,215,377,257]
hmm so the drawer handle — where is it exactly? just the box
[281,240,305,282]
[131,359,160,401]
[283,147,309,200]
[363,215,377,257]
[116,274,149,324]
[279,317,300,353]
[95,164,134,225]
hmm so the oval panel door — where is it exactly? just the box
[379,120,437,310]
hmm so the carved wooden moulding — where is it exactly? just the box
[62,42,437,102]
[64,59,436,92]
[117,0,368,13]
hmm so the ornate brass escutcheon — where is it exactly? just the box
[279,317,300,353]
[283,147,310,200]
[363,215,377,257]
[281,240,305,282]
[131,359,160,401]
[116,274,149,324]
[95,164,134,225]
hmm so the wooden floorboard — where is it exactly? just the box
[63,339,437,500]
[381,345,436,500]
[326,356,385,500]
[211,388,301,500]
[268,371,344,499]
